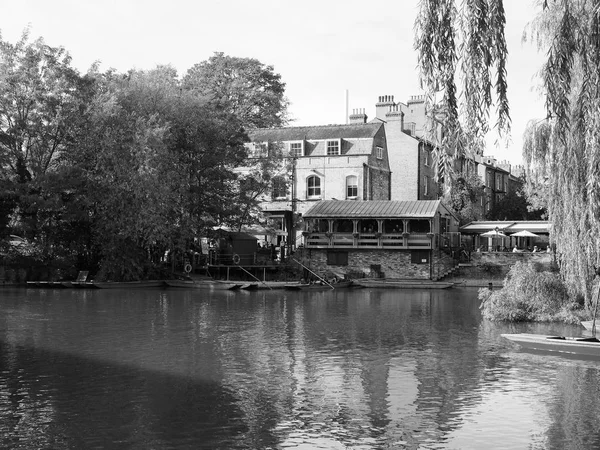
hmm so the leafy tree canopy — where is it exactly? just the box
[183,52,289,129]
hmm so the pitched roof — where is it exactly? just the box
[248,123,382,142]
[303,200,442,218]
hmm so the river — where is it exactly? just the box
[0,286,599,449]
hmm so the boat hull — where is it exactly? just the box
[284,281,354,291]
[92,281,165,289]
[164,280,242,290]
[502,333,600,358]
[353,279,454,289]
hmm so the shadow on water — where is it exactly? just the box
[0,340,254,450]
[2,287,600,449]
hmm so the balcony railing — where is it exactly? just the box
[304,232,435,249]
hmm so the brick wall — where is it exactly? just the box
[369,166,391,200]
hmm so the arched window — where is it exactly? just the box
[346,175,358,199]
[307,175,321,199]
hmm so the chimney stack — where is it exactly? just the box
[375,94,396,121]
[349,108,368,124]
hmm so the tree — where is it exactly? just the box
[415,0,510,183]
[442,172,485,225]
[416,0,600,308]
[0,28,91,180]
[183,52,289,129]
[486,182,546,221]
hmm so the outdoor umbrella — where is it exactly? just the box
[510,230,539,237]
[480,230,507,237]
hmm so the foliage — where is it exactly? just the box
[417,1,600,310]
[486,180,546,220]
[0,28,92,180]
[415,0,510,183]
[479,261,581,322]
[519,1,600,308]
[183,52,289,129]
[0,30,290,281]
[442,171,484,224]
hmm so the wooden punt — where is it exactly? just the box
[502,333,600,358]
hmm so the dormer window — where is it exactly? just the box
[326,139,341,155]
[250,142,268,158]
[289,141,304,157]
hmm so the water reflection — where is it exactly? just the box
[1,287,600,448]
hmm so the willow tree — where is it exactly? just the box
[416,0,600,307]
[522,1,600,307]
[415,0,510,183]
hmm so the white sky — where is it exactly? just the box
[3,0,546,165]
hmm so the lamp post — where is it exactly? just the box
[288,155,297,258]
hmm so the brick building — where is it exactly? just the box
[245,122,391,249]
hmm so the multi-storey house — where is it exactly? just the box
[245,122,391,250]
[369,95,439,201]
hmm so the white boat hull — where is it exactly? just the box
[502,333,600,358]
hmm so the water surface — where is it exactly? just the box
[0,286,599,449]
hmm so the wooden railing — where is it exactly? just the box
[303,232,435,249]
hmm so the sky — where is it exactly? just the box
[3,0,547,165]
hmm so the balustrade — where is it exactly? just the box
[303,231,435,249]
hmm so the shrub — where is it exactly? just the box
[479,261,582,323]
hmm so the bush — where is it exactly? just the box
[479,261,582,323]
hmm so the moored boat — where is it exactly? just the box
[284,280,354,290]
[164,279,242,290]
[92,280,166,289]
[502,333,600,358]
[353,279,454,289]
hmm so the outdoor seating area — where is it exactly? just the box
[460,220,551,253]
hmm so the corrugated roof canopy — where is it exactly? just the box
[303,200,442,219]
[460,221,550,234]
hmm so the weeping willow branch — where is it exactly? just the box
[521,0,600,309]
[415,0,510,185]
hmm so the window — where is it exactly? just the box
[327,250,348,266]
[249,142,268,158]
[326,139,340,155]
[272,176,287,199]
[346,175,358,199]
[289,141,304,157]
[424,149,430,166]
[424,175,429,196]
[307,175,321,198]
[376,146,383,159]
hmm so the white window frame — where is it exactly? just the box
[289,141,304,157]
[307,175,321,199]
[376,146,383,160]
[326,139,341,156]
[346,175,358,199]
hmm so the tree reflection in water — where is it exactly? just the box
[0,287,599,448]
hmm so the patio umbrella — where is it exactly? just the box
[480,230,507,237]
[510,230,539,237]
